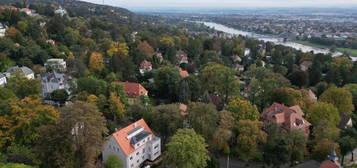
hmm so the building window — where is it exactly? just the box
[143,149,145,153]
[136,152,139,155]
[154,145,159,149]
[154,152,159,155]
[142,155,144,159]
[137,160,139,163]
[130,156,133,160]
[131,164,133,167]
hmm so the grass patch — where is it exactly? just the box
[336,48,357,57]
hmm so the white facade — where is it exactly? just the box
[0,74,7,87]
[0,23,8,38]
[45,59,67,72]
[103,121,161,168]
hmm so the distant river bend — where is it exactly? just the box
[203,22,343,57]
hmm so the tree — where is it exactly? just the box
[59,101,108,168]
[263,123,290,167]
[166,129,210,168]
[187,102,219,139]
[76,77,107,95]
[199,63,240,104]
[152,104,184,143]
[0,97,59,148]
[104,155,123,168]
[212,111,234,153]
[285,130,307,165]
[51,89,69,104]
[313,121,340,142]
[235,120,267,161]
[0,87,16,101]
[307,103,340,127]
[344,84,357,110]
[226,98,260,122]
[320,87,354,115]
[338,136,357,165]
[107,92,126,121]
[313,139,339,161]
[153,65,181,101]
[6,72,41,98]
[288,71,309,87]
[134,41,154,64]
[107,42,129,57]
[88,52,104,73]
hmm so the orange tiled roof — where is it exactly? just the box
[116,82,148,98]
[261,103,311,132]
[112,119,154,156]
[179,70,189,78]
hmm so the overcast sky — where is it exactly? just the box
[81,0,357,8]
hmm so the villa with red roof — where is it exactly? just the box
[261,103,311,134]
[117,82,148,104]
[102,119,161,168]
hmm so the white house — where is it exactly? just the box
[139,60,152,75]
[6,66,35,79]
[54,6,67,16]
[0,73,7,87]
[103,119,161,168]
[45,59,67,72]
[0,23,8,38]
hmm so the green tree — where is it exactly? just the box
[0,87,16,101]
[6,72,41,98]
[76,77,107,96]
[41,101,107,168]
[104,155,123,168]
[344,84,357,110]
[285,130,307,166]
[320,87,354,115]
[187,102,219,139]
[235,120,267,161]
[152,104,184,143]
[307,103,340,127]
[263,123,290,167]
[226,98,260,122]
[154,65,181,101]
[51,89,69,105]
[338,136,357,166]
[199,63,240,104]
[212,111,234,153]
[313,139,339,161]
[166,129,210,168]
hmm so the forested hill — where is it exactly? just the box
[0,0,134,18]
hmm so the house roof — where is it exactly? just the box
[338,114,352,129]
[7,66,33,76]
[261,103,311,132]
[112,119,154,156]
[320,160,340,168]
[179,70,189,78]
[116,82,148,98]
[0,73,5,78]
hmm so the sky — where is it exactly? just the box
[81,0,357,8]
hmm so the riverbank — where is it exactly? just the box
[293,40,357,57]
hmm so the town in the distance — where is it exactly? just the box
[0,0,356,168]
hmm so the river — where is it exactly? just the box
[203,22,344,57]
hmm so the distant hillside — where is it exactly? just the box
[0,0,134,17]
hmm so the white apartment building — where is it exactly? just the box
[103,119,161,168]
